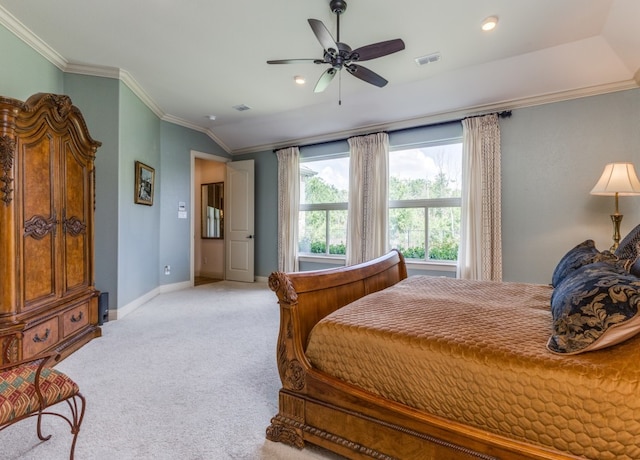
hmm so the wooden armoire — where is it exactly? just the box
[0,93,102,364]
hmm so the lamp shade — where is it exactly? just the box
[590,162,640,196]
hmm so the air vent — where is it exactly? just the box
[414,52,442,66]
[232,104,251,112]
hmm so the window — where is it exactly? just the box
[297,131,463,264]
[389,142,462,261]
[298,155,349,255]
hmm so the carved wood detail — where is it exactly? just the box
[0,135,15,205]
[1,334,20,364]
[266,415,305,449]
[24,214,57,239]
[64,216,86,236]
[269,272,298,304]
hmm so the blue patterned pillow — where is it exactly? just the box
[551,240,617,287]
[615,224,640,260]
[548,262,640,354]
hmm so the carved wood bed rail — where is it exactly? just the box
[266,250,583,460]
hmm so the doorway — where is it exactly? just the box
[190,151,230,286]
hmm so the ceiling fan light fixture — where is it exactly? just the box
[481,16,498,31]
[294,75,306,85]
[266,0,405,99]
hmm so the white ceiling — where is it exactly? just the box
[1,0,639,154]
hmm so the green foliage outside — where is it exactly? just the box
[299,170,460,261]
[299,240,347,255]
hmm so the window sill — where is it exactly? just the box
[298,255,457,273]
[298,254,346,265]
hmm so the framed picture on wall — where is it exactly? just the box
[134,161,155,206]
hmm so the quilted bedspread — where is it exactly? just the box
[305,276,640,459]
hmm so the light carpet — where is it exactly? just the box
[1,281,342,460]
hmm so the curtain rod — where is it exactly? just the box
[272,110,512,153]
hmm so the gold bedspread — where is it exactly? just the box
[305,276,640,460]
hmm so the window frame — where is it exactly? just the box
[297,130,463,271]
[298,152,349,258]
[388,139,463,264]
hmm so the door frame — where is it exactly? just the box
[190,150,230,286]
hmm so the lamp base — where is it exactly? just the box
[610,213,623,252]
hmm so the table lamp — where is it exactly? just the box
[590,162,640,251]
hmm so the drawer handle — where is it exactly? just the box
[33,328,50,343]
[71,312,84,323]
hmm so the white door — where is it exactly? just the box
[225,160,255,282]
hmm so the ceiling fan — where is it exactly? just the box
[267,0,405,96]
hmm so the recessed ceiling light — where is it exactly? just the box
[294,75,306,85]
[207,115,216,121]
[481,16,498,32]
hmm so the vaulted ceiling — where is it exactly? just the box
[1,0,638,154]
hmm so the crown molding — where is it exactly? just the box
[161,114,232,153]
[0,8,230,151]
[3,4,637,157]
[65,63,165,120]
[236,79,639,156]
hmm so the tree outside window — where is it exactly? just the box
[298,141,462,262]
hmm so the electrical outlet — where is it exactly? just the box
[164,265,170,275]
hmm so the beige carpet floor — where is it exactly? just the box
[0,281,342,460]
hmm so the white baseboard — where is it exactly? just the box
[108,281,191,321]
[160,281,192,293]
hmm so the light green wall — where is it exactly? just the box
[0,24,62,98]
[159,121,231,285]
[117,83,162,306]
[501,88,640,283]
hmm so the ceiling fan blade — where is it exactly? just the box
[267,59,324,64]
[314,68,337,93]
[308,19,339,54]
[346,64,388,88]
[350,38,405,62]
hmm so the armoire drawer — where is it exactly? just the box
[23,317,59,358]
[62,302,89,337]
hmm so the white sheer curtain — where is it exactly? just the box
[346,132,389,266]
[457,114,502,281]
[276,147,300,272]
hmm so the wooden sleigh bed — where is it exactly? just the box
[267,249,640,460]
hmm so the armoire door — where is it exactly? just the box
[60,133,93,297]
[19,131,59,312]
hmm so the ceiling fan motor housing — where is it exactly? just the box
[330,0,347,15]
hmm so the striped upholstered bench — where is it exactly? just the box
[0,352,85,460]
